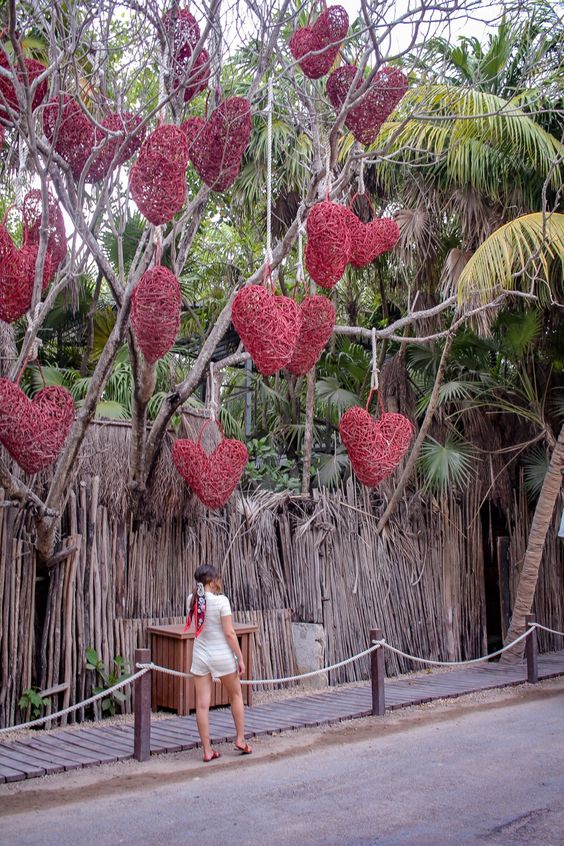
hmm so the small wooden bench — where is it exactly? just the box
[147,623,258,716]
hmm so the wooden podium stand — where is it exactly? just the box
[147,622,258,716]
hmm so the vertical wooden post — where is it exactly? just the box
[134,648,151,761]
[370,628,385,716]
[525,614,538,684]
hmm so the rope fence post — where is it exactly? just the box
[370,628,385,716]
[134,648,151,761]
[525,614,538,684]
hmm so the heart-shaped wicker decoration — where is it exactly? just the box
[88,111,146,183]
[130,124,189,225]
[0,378,74,474]
[162,8,200,57]
[130,266,182,364]
[182,97,252,191]
[305,200,352,289]
[0,54,47,121]
[22,189,67,271]
[287,295,335,376]
[343,208,400,267]
[289,5,349,79]
[339,405,413,487]
[327,64,408,145]
[172,435,249,510]
[232,284,301,376]
[0,225,53,323]
[43,95,96,179]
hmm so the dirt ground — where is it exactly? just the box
[1,675,562,817]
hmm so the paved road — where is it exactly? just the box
[1,686,563,846]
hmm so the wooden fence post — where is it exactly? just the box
[134,648,151,761]
[525,614,538,684]
[370,628,385,716]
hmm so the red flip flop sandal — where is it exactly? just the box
[233,742,252,755]
[203,750,221,762]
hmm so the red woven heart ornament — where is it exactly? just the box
[287,295,335,376]
[182,97,252,191]
[305,200,352,289]
[179,49,210,103]
[343,208,400,267]
[327,64,408,145]
[43,95,96,179]
[88,111,146,183]
[232,284,301,376]
[339,405,413,487]
[22,189,67,270]
[0,378,74,473]
[0,54,47,120]
[129,125,188,225]
[172,436,249,510]
[289,5,349,79]
[0,225,53,323]
[130,266,182,364]
[162,8,200,57]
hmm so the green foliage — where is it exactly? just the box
[85,647,130,716]
[18,687,49,721]
[418,434,477,495]
[522,445,550,500]
[244,438,301,493]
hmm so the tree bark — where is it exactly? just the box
[501,422,564,662]
[376,333,455,533]
[301,367,316,495]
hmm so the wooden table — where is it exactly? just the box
[147,623,258,716]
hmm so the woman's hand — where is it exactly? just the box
[237,659,246,677]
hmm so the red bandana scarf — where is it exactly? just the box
[184,581,206,636]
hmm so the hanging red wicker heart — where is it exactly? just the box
[0,378,74,473]
[182,97,252,191]
[162,8,200,58]
[0,224,53,323]
[88,111,146,183]
[180,48,210,102]
[339,404,413,487]
[129,124,189,225]
[172,426,249,510]
[287,295,335,376]
[305,200,352,288]
[43,95,96,179]
[231,283,301,376]
[22,189,67,270]
[130,266,182,364]
[343,203,400,267]
[289,5,349,79]
[0,53,47,120]
[327,64,408,145]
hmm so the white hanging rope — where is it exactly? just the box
[371,327,379,390]
[325,146,332,197]
[296,212,305,284]
[530,622,564,637]
[208,362,219,422]
[373,627,535,667]
[0,667,150,735]
[265,77,273,266]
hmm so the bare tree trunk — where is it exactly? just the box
[501,422,564,662]
[301,367,316,495]
[0,322,18,378]
[377,332,455,533]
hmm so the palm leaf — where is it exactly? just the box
[418,434,476,494]
[457,213,564,305]
[522,445,550,500]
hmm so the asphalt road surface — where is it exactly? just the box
[1,681,563,846]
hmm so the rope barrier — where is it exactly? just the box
[1,619,560,735]
[0,667,150,735]
[530,622,564,637]
[372,627,535,667]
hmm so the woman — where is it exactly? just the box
[186,564,253,762]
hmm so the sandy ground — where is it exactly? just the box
[0,675,562,815]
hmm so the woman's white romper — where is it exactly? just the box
[189,591,237,680]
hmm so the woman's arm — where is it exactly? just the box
[221,614,245,676]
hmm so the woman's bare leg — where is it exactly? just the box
[220,671,251,750]
[193,674,216,759]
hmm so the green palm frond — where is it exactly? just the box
[457,213,564,304]
[315,377,360,412]
[418,434,477,494]
[314,446,350,489]
[522,444,550,500]
[93,400,130,420]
